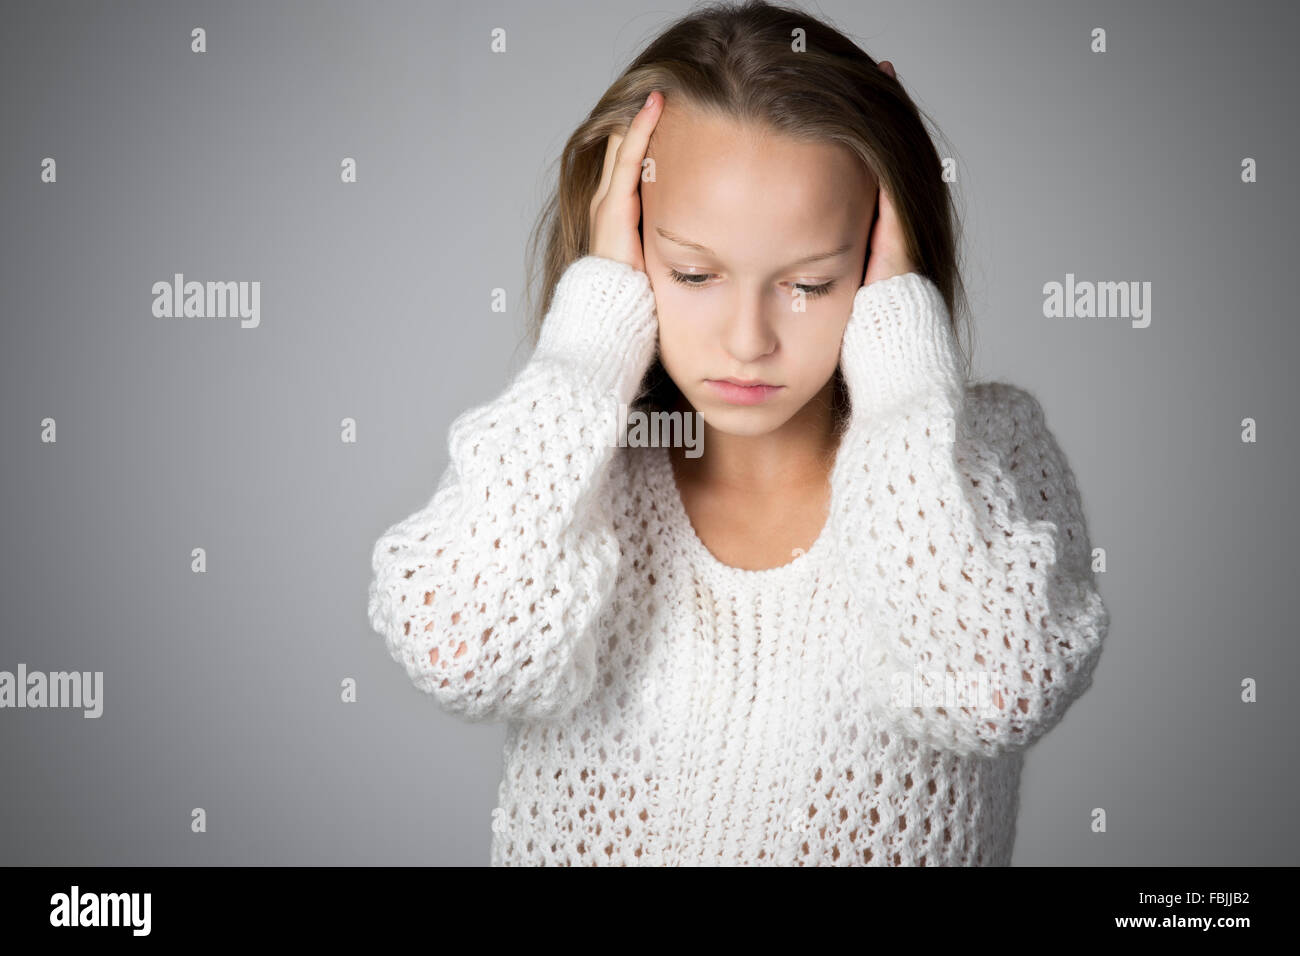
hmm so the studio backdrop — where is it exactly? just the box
[1,0,1296,866]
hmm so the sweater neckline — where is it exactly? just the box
[646,442,835,589]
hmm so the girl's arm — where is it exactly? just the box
[831,272,1110,758]
[367,256,658,723]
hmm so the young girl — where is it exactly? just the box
[368,0,1109,866]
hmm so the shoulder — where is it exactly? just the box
[960,380,1079,489]
[963,380,1047,433]
[961,380,1090,526]
[960,380,1058,460]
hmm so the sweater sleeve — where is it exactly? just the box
[367,255,659,723]
[831,272,1110,758]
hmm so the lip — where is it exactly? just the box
[705,379,784,406]
[716,376,773,387]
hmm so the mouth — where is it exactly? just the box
[715,376,775,387]
[704,378,784,406]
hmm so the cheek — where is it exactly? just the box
[648,283,851,381]
[648,277,704,342]
[651,304,703,376]
[787,295,853,360]
[785,325,847,382]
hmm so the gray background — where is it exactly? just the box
[1,0,1295,865]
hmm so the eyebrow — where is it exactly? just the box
[656,227,853,266]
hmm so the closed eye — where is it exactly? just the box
[792,280,835,299]
[667,269,836,299]
[667,269,712,287]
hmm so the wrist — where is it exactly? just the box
[534,256,660,404]
[840,272,963,419]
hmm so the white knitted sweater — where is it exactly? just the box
[367,255,1110,866]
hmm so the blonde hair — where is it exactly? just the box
[521,0,973,423]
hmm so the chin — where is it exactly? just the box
[688,398,793,437]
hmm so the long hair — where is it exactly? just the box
[521,0,973,426]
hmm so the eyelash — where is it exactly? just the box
[667,269,836,299]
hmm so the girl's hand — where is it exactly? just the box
[589,91,663,273]
[862,183,917,288]
[861,61,918,288]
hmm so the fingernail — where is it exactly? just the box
[644,91,656,109]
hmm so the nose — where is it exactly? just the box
[721,288,778,363]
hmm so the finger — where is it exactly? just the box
[593,133,623,210]
[609,91,662,202]
[875,181,900,230]
[862,184,883,284]
[877,59,895,80]
[865,182,882,244]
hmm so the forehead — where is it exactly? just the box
[645,100,872,224]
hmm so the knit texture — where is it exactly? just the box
[367,255,1110,866]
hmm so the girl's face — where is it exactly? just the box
[640,100,876,437]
